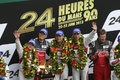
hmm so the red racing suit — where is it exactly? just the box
[89,39,113,80]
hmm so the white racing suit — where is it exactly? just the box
[110,56,120,80]
[110,44,120,80]
[16,39,39,80]
[112,71,120,80]
[54,64,68,80]
[54,47,68,80]
[72,30,96,80]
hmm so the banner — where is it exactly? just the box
[0,0,120,80]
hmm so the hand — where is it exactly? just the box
[105,52,110,57]
[119,58,120,61]
[13,30,20,39]
[90,53,98,60]
[91,22,97,31]
[95,50,99,56]
[34,37,38,40]
[94,52,98,58]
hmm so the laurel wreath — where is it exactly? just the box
[22,43,38,79]
[0,57,6,76]
[68,35,88,71]
[114,43,120,79]
[50,37,69,74]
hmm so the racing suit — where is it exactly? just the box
[35,39,50,59]
[16,39,39,80]
[110,44,120,80]
[72,30,96,80]
[53,46,68,80]
[89,39,113,80]
[34,39,50,80]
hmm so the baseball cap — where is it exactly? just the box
[73,28,81,34]
[28,39,36,46]
[56,30,64,36]
[39,28,48,35]
[118,35,120,41]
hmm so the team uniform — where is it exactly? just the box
[50,30,69,80]
[34,28,50,80]
[35,39,50,59]
[110,39,120,80]
[70,28,96,80]
[110,58,120,80]
[89,39,113,80]
[34,39,50,80]
[16,39,39,80]
[53,45,68,80]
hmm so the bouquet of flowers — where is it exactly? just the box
[114,44,120,78]
[0,57,6,76]
[22,43,38,79]
[68,35,88,71]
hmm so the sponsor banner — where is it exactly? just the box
[9,64,19,80]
